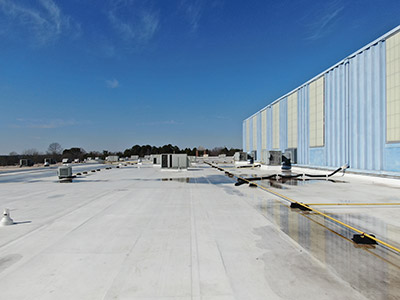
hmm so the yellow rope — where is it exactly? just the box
[208,163,400,254]
[307,203,400,206]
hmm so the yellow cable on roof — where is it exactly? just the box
[207,162,400,254]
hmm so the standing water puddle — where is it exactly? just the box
[252,196,400,299]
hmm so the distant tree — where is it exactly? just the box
[22,148,39,155]
[63,147,86,160]
[9,151,18,156]
[47,142,62,155]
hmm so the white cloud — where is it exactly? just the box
[0,0,80,46]
[180,0,222,32]
[106,78,120,89]
[108,0,159,44]
[180,0,203,32]
[305,2,344,41]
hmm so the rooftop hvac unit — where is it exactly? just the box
[161,154,189,169]
[233,152,248,161]
[284,148,297,164]
[267,151,282,166]
[58,166,72,179]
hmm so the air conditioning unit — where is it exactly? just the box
[58,166,72,179]
[161,154,189,169]
[284,148,297,164]
[234,152,248,161]
[267,151,282,165]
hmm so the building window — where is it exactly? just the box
[309,76,325,147]
[273,103,280,149]
[387,31,400,143]
[287,92,298,148]
[261,110,267,149]
[252,115,258,150]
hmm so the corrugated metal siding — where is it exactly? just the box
[267,107,273,150]
[252,115,257,151]
[272,103,280,149]
[298,85,309,165]
[257,112,262,159]
[279,98,288,151]
[348,41,385,171]
[249,118,253,152]
[245,119,250,152]
[261,110,267,149]
[287,92,298,148]
[242,121,246,151]
[325,63,348,168]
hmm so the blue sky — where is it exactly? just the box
[0,0,399,154]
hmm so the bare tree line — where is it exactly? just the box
[1,143,241,166]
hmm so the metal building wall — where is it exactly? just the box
[348,41,386,171]
[279,98,288,152]
[297,85,309,165]
[267,107,273,150]
[249,117,253,154]
[242,26,400,174]
[252,115,257,152]
[261,109,267,149]
[325,62,348,168]
[257,112,262,160]
[242,121,247,152]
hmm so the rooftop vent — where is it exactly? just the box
[0,209,14,226]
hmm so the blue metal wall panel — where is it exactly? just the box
[279,98,288,151]
[384,145,400,172]
[309,148,326,166]
[257,112,262,161]
[297,85,309,165]
[249,117,253,153]
[348,41,385,171]
[325,63,348,168]
[267,107,273,151]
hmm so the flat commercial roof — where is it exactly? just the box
[0,162,399,299]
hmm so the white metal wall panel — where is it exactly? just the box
[309,77,325,147]
[252,115,258,150]
[386,31,400,142]
[273,103,280,149]
[287,92,298,148]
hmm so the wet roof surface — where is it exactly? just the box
[0,163,399,299]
